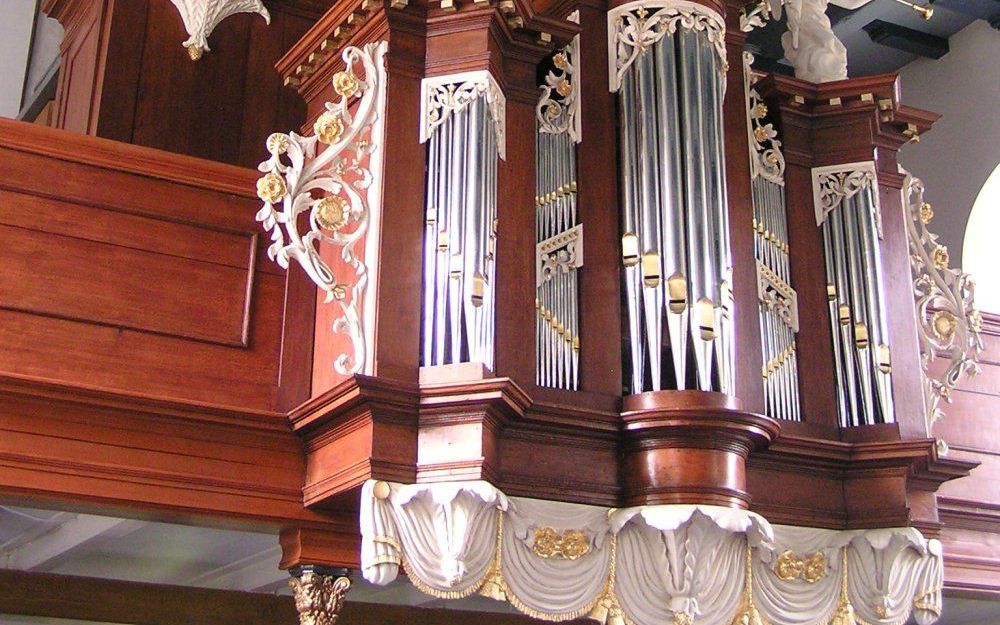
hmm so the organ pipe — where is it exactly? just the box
[744,51,801,421]
[609,1,733,394]
[813,163,894,426]
[420,73,503,369]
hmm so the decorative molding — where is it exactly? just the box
[757,261,799,333]
[361,480,944,625]
[420,71,507,160]
[536,224,583,289]
[168,0,270,60]
[743,52,786,186]
[902,171,983,453]
[607,0,727,93]
[536,14,581,142]
[811,161,881,236]
[255,41,389,376]
[781,0,849,83]
[289,570,351,625]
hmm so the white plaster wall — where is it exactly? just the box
[0,0,39,119]
[897,20,1000,269]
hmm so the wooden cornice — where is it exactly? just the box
[0,118,258,197]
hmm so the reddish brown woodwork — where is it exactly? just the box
[43,0,313,168]
[279,526,361,569]
[622,391,780,507]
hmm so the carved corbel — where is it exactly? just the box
[288,566,352,625]
[168,0,271,60]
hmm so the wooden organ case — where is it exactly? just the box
[1,0,994,622]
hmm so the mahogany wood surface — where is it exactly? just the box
[43,0,312,168]
[0,569,595,625]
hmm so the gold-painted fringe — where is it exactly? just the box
[586,533,630,625]
[728,541,767,625]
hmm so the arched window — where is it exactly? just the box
[963,162,1000,313]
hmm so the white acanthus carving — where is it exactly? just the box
[537,224,584,288]
[420,71,507,160]
[812,161,881,236]
[740,0,783,32]
[743,51,786,186]
[902,171,983,451]
[607,0,727,93]
[782,0,848,83]
[255,42,388,376]
[168,0,270,60]
[537,17,581,142]
[361,480,944,625]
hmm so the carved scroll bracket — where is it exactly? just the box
[607,0,727,93]
[811,161,882,237]
[743,51,786,186]
[420,70,507,160]
[169,0,270,60]
[537,12,581,142]
[255,41,389,376]
[903,170,983,451]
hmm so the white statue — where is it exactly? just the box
[782,0,849,83]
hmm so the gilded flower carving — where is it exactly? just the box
[931,310,957,341]
[933,245,949,270]
[314,112,345,144]
[267,133,290,155]
[775,550,826,583]
[531,527,591,560]
[919,202,934,224]
[333,70,360,98]
[256,172,287,203]
[315,196,350,231]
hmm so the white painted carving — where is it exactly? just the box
[812,161,881,236]
[903,171,983,452]
[757,261,799,332]
[361,480,944,625]
[607,0,727,93]
[782,0,848,83]
[743,52,786,186]
[537,22,581,142]
[420,71,507,160]
[255,42,388,376]
[169,0,270,60]
[740,0,783,32]
[537,225,584,288]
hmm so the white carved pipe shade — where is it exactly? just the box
[361,480,944,625]
[168,0,271,60]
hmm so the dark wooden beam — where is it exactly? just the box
[0,569,593,625]
[862,19,949,59]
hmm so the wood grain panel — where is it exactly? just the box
[0,222,253,346]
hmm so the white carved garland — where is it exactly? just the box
[902,170,983,451]
[811,161,882,238]
[420,70,507,160]
[743,51,786,186]
[607,0,728,93]
[168,0,270,60]
[361,480,944,625]
[537,12,582,142]
[255,41,388,376]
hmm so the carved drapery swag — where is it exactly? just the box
[255,41,388,376]
[360,480,943,625]
[903,171,983,451]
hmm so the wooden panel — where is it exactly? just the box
[0,215,253,347]
[0,120,292,409]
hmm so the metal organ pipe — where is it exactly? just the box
[610,2,732,394]
[813,163,895,426]
[420,73,503,369]
[745,51,800,422]
[536,32,582,391]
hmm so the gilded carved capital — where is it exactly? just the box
[289,568,352,625]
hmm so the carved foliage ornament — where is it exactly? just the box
[537,12,581,142]
[169,0,270,60]
[740,0,783,32]
[289,572,351,625]
[608,0,727,93]
[903,171,983,449]
[255,42,388,376]
[420,71,507,159]
[811,161,882,237]
[743,51,786,186]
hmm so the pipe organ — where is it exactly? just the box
[419,73,504,369]
[744,52,801,422]
[610,1,733,395]
[536,30,582,390]
[813,163,894,426]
